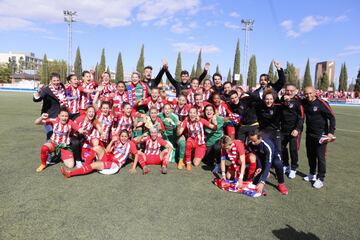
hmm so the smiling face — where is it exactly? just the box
[230,93,239,105]
[86,107,96,120]
[101,103,110,115]
[120,131,129,144]
[144,68,152,80]
[191,79,199,90]
[212,94,221,106]
[223,83,232,94]
[50,76,61,87]
[131,73,141,84]
[163,104,172,117]
[151,88,160,100]
[149,108,158,121]
[260,75,269,88]
[69,75,78,88]
[188,108,198,121]
[194,94,203,106]
[249,135,261,145]
[264,93,274,107]
[213,76,222,87]
[178,95,187,106]
[58,111,69,124]
[203,79,212,91]
[304,86,316,102]
[116,82,126,94]
[149,128,158,140]
[205,106,214,119]
[180,73,189,83]
[285,85,297,98]
[123,104,131,116]
[102,72,110,84]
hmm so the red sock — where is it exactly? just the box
[247,162,256,180]
[69,165,94,177]
[82,148,96,165]
[162,161,168,168]
[40,145,50,165]
[185,140,194,164]
[138,155,146,169]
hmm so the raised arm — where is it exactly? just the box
[198,63,210,84]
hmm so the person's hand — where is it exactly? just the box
[37,84,45,92]
[41,113,49,119]
[291,129,299,137]
[273,60,281,70]
[96,85,104,92]
[112,135,118,142]
[101,132,106,139]
[256,182,265,193]
[327,133,335,142]
[283,95,291,101]
[204,62,210,71]
[129,168,137,174]
[78,127,85,135]
[236,179,243,189]
[254,168,262,177]
[162,58,168,69]
[212,116,218,125]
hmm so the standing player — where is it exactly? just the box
[79,70,96,115]
[127,71,149,108]
[302,86,336,189]
[142,65,166,89]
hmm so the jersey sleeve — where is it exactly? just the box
[69,119,80,132]
[157,137,168,147]
[129,141,138,154]
[200,118,211,128]
[235,141,245,156]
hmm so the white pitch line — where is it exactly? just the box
[336,128,360,133]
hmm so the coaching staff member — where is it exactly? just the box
[302,86,336,189]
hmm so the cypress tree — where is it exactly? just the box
[99,48,106,74]
[136,44,145,75]
[303,58,312,88]
[285,62,297,86]
[319,72,329,91]
[74,47,82,79]
[175,52,182,81]
[233,39,241,84]
[190,64,195,78]
[247,55,257,88]
[195,49,202,78]
[115,52,124,82]
[268,61,275,83]
[40,54,49,84]
[216,64,220,74]
[354,68,360,92]
[227,68,232,82]
[338,63,348,91]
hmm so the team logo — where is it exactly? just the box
[269,110,273,115]
[289,103,294,108]
[313,106,318,112]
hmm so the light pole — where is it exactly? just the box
[241,19,254,85]
[63,10,76,76]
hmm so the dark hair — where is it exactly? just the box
[59,106,69,114]
[203,79,212,85]
[263,89,277,101]
[144,66,153,71]
[204,104,215,116]
[67,74,76,82]
[82,70,90,77]
[102,72,110,77]
[220,135,232,145]
[151,87,160,92]
[212,73,222,81]
[249,129,262,139]
[259,74,270,82]
[194,93,203,99]
[180,70,189,76]
[119,129,130,137]
[285,83,297,89]
[190,77,199,83]
[223,81,232,87]
[101,101,111,108]
[50,72,61,80]
[122,102,130,108]
[229,90,238,97]
[116,81,127,89]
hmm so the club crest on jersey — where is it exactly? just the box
[269,110,274,115]
[289,103,294,108]
[313,106,318,112]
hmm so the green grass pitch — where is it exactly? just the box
[0,92,359,240]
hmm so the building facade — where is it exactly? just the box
[0,52,43,71]
[315,61,335,89]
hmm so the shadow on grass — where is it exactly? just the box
[272,225,320,240]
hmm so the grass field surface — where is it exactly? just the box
[0,92,359,240]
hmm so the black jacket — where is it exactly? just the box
[143,68,166,89]
[165,69,208,97]
[33,84,66,118]
[253,68,285,99]
[229,95,258,126]
[280,96,304,134]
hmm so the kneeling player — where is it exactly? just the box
[130,127,173,174]
[60,130,138,178]
[35,108,83,172]
[247,130,288,195]
[220,136,257,188]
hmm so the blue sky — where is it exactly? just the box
[0,0,359,86]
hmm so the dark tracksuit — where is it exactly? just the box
[256,103,283,153]
[143,67,166,90]
[248,138,284,185]
[252,68,285,99]
[211,85,224,95]
[165,69,208,97]
[303,98,336,181]
[280,97,304,170]
[229,96,258,142]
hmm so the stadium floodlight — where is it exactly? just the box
[63,10,77,76]
[241,19,254,84]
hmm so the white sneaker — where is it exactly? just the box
[283,166,290,174]
[303,174,317,182]
[313,179,324,189]
[76,161,83,168]
[288,170,296,179]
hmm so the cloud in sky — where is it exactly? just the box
[0,0,201,30]
[224,22,241,30]
[337,45,360,57]
[172,42,220,53]
[229,11,240,18]
[280,15,346,38]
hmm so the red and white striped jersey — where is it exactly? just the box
[187,89,197,105]
[194,101,210,116]
[79,81,95,110]
[113,140,138,164]
[221,140,245,166]
[66,85,86,114]
[113,91,129,113]
[45,118,78,145]
[141,136,167,155]
[174,103,191,121]
[100,83,116,98]
[203,90,211,101]
[74,115,96,141]
[140,97,166,112]
[181,118,211,145]
[112,114,133,135]
[215,102,233,118]
[90,111,114,142]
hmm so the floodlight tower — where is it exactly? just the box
[241,19,254,82]
[63,10,77,76]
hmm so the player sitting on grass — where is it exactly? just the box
[35,107,83,172]
[247,130,289,195]
[61,129,138,178]
[130,127,173,175]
